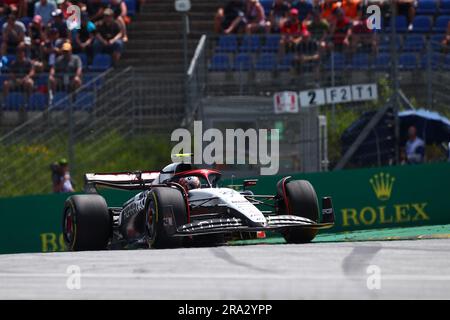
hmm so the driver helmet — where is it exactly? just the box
[178,176,201,191]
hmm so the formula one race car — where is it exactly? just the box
[62,162,335,251]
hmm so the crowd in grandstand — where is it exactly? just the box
[213,0,450,71]
[1,0,135,103]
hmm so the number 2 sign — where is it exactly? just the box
[66,5,81,30]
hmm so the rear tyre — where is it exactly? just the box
[63,194,111,251]
[277,179,319,243]
[146,187,188,249]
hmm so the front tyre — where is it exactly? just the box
[63,194,111,251]
[277,179,319,243]
[146,187,188,249]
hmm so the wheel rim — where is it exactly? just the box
[64,207,74,244]
[146,201,157,245]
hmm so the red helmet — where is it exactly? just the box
[178,176,201,191]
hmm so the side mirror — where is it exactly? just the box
[243,179,258,190]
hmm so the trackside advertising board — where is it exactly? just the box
[0,163,449,254]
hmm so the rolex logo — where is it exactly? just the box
[369,173,395,201]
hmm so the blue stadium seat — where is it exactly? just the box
[90,54,112,71]
[255,53,277,71]
[4,93,25,111]
[209,54,231,72]
[240,35,261,52]
[430,34,445,50]
[441,1,450,14]
[233,53,253,71]
[83,73,104,90]
[379,35,402,52]
[386,16,408,33]
[434,15,450,33]
[402,35,425,52]
[125,0,136,16]
[75,53,88,68]
[416,0,437,15]
[412,16,432,33]
[398,53,417,70]
[75,92,95,111]
[421,52,445,70]
[326,52,346,70]
[374,53,391,70]
[278,54,294,71]
[28,93,48,111]
[216,35,238,53]
[35,73,48,87]
[261,34,281,52]
[52,92,69,110]
[350,53,370,69]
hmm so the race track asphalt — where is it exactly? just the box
[0,239,449,299]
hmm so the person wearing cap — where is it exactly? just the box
[41,27,64,67]
[28,15,45,60]
[94,8,124,65]
[72,11,96,61]
[329,7,352,53]
[49,41,83,92]
[280,8,309,56]
[3,42,35,99]
[1,8,26,56]
[34,0,57,25]
[52,158,74,193]
[49,8,68,39]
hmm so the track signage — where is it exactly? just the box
[274,83,378,112]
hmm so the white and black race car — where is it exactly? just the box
[62,162,335,250]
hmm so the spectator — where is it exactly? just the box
[51,158,74,193]
[243,0,271,34]
[1,9,25,56]
[27,15,45,61]
[34,0,57,25]
[55,0,73,19]
[442,21,450,54]
[405,125,425,164]
[3,42,35,98]
[350,12,377,54]
[108,0,129,42]
[49,41,82,92]
[49,8,68,39]
[3,0,27,17]
[41,27,64,67]
[329,8,352,53]
[291,0,313,22]
[305,9,330,56]
[341,0,363,20]
[280,8,309,55]
[72,11,95,61]
[87,0,106,22]
[396,0,416,31]
[269,0,290,32]
[94,8,124,65]
[214,0,245,34]
[320,0,341,22]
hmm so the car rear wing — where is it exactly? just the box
[84,171,160,191]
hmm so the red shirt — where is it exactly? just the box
[281,20,309,37]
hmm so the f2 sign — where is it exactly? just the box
[273,91,299,114]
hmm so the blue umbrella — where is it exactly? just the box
[399,109,450,145]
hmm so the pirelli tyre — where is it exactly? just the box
[146,187,188,249]
[277,179,319,243]
[63,194,112,251]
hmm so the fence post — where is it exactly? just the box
[426,39,433,109]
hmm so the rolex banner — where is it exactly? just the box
[238,162,450,232]
[0,163,449,254]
